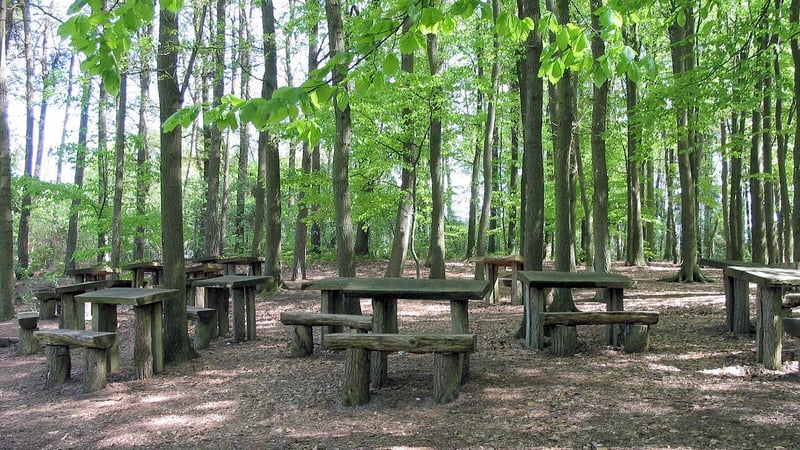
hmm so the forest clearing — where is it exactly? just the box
[1,260,799,449]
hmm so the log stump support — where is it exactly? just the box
[324,333,476,406]
[539,311,659,356]
[17,312,40,356]
[187,306,217,350]
[279,312,372,357]
[34,329,116,393]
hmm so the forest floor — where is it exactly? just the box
[1,260,799,450]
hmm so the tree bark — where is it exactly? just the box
[591,0,610,274]
[110,74,127,273]
[427,5,445,279]
[0,0,13,320]
[16,0,35,273]
[134,26,152,262]
[325,0,358,303]
[729,112,745,260]
[204,0,226,259]
[158,6,190,364]
[96,83,109,264]
[262,0,282,284]
[235,1,251,254]
[65,81,92,272]
[792,0,800,261]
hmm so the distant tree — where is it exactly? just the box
[0,0,14,320]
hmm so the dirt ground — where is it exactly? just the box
[1,260,799,450]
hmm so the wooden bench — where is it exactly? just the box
[33,329,117,393]
[538,311,660,354]
[187,306,216,350]
[34,289,59,319]
[784,293,800,311]
[324,333,477,406]
[279,312,372,357]
[17,312,40,356]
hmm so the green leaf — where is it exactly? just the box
[556,27,569,51]
[549,59,564,83]
[162,105,200,133]
[382,53,400,77]
[676,9,686,27]
[399,30,424,54]
[67,0,90,15]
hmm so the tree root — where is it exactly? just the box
[662,265,711,283]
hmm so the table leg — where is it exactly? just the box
[232,287,246,342]
[134,305,154,380]
[61,293,84,330]
[207,287,229,337]
[92,303,119,372]
[451,299,470,382]
[152,301,164,374]
[246,286,257,341]
[511,263,523,306]
[320,290,345,346]
[731,278,751,334]
[370,298,396,388]
[525,287,546,349]
[606,288,624,347]
[487,264,499,305]
[756,286,783,370]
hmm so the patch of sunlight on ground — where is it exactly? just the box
[648,363,682,372]
[698,365,754,377]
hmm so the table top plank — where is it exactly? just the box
[75,288,178,306]
[122,261,164,270]
[517,271,634,289]
[304,277,490,300]
[473,255,525,266]
[192,275,272,288]
[723,266,800,288]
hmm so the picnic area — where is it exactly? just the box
[1,260,798,449]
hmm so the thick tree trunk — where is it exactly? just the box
[158,7,190,364]
[204,0,226,259]
[325,0,358,302]
[17,0,35,273]
[591,0,610,274]
[790,0,800,261]
[262,0,282,284]
[0,0,13,320]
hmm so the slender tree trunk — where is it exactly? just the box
[110,74,127,273]
[427,6,445,279]
[236,0,251,254]
[158,6,190,364]
[0,0,14,320]
[325,0,358,297]
[663,142,677,263]
[65,81,92,272]
[386,20,417,278]
[464,136,481,260]
[720,120,730,259]
[203,0,225,258]
[16,0,35,273]
[761,33,777,264]
[134,26,152,262]
[590,0,610,274]
[475,0,500,279]
[774,16,792,261]
[34,23,50,179]
[729,113,745,260]
[56,55,76,184]
[96,83,109,263]
[508,121,519,254]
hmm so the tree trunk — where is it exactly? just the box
[34,23,50,180]
[158,6,190,364]
[760,30,777,264]
[0,0,13,320]
[623,27,645,267]
[65,81,92,272]
[475,0,500,279]
[325,0,358,300]
[774,28,792,261]
[262,0,282,284]
[507,122,519,255]
[750,76,766,263]
[96,83,109,264]
[235,1,251,254]
[56,55,76,184]
[516,0,544,272]
[16,0,35,273]
[385,23,417,278]
[464,137,481,260]
[792,0,800,261]
[729,113,745,260]
[134,26,152,262]
[591,0,610,274]
[427,8,446,279]
[204,0,226,259]
[110,74,127,273]
[663,143,677,263]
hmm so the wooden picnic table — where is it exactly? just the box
[122,261,164,288]
[474,255,524,305]
[191,275,272,342]
[75,287,177,379]
[518,271,634,349]
[67,266,119,283]
[217,256,265,276]
[722,266,800,370]
[303,277,490,388]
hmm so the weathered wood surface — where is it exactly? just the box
[324,333,477,354]
[723,266,800,288]
[17,312,40,356]
[280,312,373,330]
[75,287,177,306]
[84,347,109,392]
[17,312,39,329]
[699,258,800,270]
[432,352,462,403]
[192,275,272,289]
[543,311,659,326]
[34,329,117,349]
[305,277,490,301]
[783,294,800,309]
[55,280,114,295]
[187,306,216,350]
[34,290,59,319]
[342,347,370,406]
[624,324,651,353]
[518,271,634,289]
[44,345,71,388]
[472,255,525,266]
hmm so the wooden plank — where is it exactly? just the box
[305,277,490,301]
[34,329,117,349]
[473,255,525,266]
[324,333,477,353]
[75,287,178,306]
[543,311,659,326]
[724,266,800,288]
[192,275,272,289]
[518,271,634,289]
[783,294,800,309]
[280,312,373,330]
[54,280,114,295]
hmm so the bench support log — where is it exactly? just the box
[187,306,216,350]
[291,325,314,357]
[432,353,461,403]
[280,312,372,357]
[35,329,117,393]
[17,312,40,356]
[44,345,71,388]
[342,347,370,406]
[624,324,650,353]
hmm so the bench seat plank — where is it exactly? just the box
[324,333,476,354]
[280,312,372,330]
[34,329,117,349]
[543,311,659,327]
